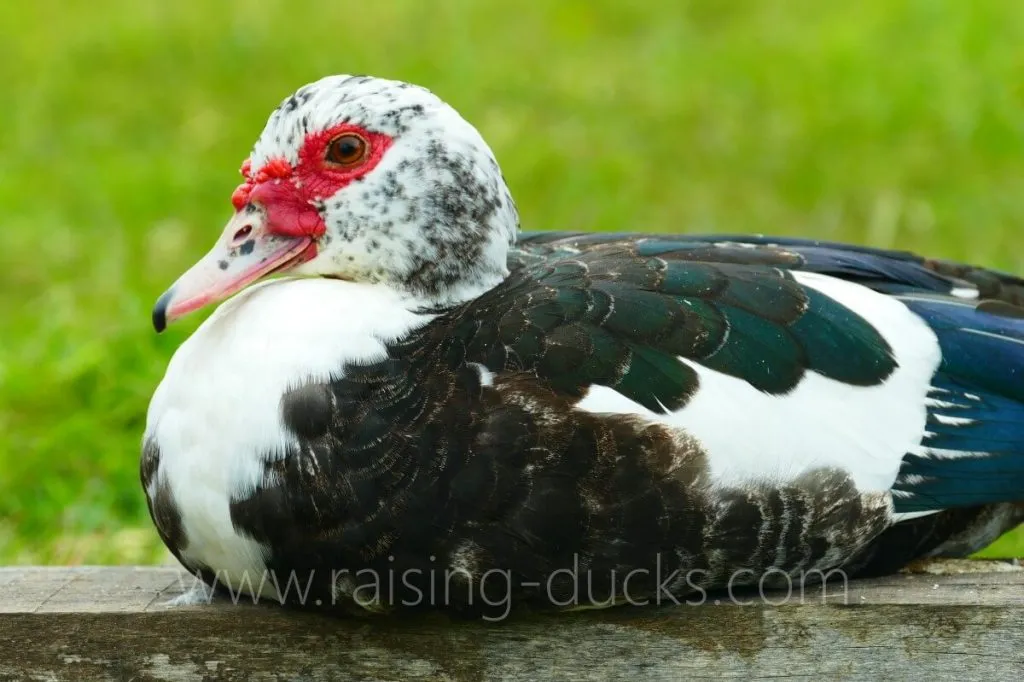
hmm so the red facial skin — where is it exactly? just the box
[151,124,396,332]
[230,123,395,246]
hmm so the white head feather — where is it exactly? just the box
[251,74,520,306]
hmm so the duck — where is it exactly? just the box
[143,74,1024,617]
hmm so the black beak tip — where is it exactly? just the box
[152,289,172,333]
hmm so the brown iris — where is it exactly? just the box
[325,133,368,167]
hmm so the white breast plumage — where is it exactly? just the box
[143,277,430,591]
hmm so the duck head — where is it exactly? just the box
[153,75,519,332]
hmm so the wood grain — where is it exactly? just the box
[0,563,1021,681]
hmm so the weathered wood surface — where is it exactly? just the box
[0,562,1021,681]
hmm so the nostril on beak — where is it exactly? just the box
[233,224,253,242]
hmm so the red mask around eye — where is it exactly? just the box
[231,158,293,211]
[229,123,394,229]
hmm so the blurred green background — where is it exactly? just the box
[0,0,1021,564]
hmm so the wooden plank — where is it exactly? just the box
[2,562,1022,612]
[0,566,183,614]
[0,563,1021,681]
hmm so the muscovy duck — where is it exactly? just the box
[143,75,1024,616]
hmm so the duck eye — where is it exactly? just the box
[325,133,368,167]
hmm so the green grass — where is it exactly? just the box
[0,0,1022,564]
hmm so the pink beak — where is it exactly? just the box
[152,200,318,332]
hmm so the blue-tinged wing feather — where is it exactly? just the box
[893,295,1024,512]
[515,231,1024,301]
[514,231,1024,512]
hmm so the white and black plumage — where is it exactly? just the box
[143,75,1024,617]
